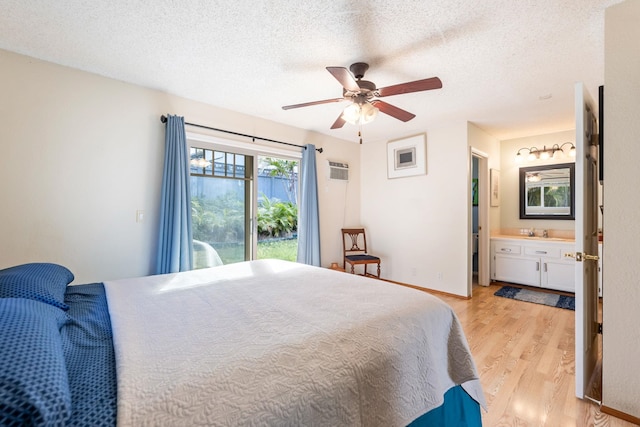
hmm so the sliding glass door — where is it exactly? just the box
[189,142,300,268]
[256,156,299,261]
[190,147,253,266]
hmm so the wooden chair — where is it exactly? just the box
[341,228,381,278]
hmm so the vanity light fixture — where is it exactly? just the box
[514,142,576,163]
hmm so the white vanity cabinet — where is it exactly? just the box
[491,237,575,292]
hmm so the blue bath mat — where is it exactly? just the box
[494,286,575,310]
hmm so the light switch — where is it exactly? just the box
[136,210,144,223]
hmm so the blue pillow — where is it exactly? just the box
[0,263,73,310]
[0,298,72,427]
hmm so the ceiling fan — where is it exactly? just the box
[282,62,442,129]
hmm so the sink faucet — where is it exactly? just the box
[528,229,535,237]
[543,229,549,238]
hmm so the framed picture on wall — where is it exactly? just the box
[490,169,500,207]
[387,133,426,179]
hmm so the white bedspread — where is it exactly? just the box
[104,259,485,427]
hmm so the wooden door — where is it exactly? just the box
[573,82,600,399]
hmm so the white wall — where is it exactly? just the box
[0,49,360,283]
[603,0,640,418]
[318,142,361,265]
[499,130,576,233]
[359,122,473,296]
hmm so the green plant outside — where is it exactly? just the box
[257,238,297,261]
[192,193,298,264]
[193,193,298,243]
[192,193,245,244]
[213,238,297,263]
[257,195,298,238]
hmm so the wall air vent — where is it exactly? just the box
[328,161,349,181]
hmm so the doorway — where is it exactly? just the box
[470,148,490,296]
[471,157,479,285]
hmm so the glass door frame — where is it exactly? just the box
[186,131,302,262]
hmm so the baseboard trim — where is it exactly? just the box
[601,405,640,425]
[381,279,471,300]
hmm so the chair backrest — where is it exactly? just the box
[342,228,369,256]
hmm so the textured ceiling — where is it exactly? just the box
[0,0,622,143]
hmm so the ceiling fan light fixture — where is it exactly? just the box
[342,102,379,125]
[282,62,441,129]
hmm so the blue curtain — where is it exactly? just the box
[297,144,321,266]
[156,115,193,274]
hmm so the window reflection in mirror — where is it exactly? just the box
[519,163,575,220]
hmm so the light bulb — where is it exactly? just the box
[341,102,378,125]
[359,102,378,124]
[341,103,361,125]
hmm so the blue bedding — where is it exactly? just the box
[0,298,71,426]
[409,385,482,426]
[61,283,117,427]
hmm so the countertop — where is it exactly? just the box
[491,234,575,243]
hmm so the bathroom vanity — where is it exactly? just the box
[491,236,575,293]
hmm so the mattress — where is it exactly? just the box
[0,260,484,426]
[103,259,485,426]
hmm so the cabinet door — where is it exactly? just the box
[494,254,540,286]
[542,260,575,292]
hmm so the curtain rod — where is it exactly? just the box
[160,115,323,153]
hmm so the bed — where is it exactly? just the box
[0,260,485,426]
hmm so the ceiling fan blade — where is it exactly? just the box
[282,98,344,110]
[330,114,346,129]
[326,67,360,92]
[371,100,416,122]
[377,77,442,97]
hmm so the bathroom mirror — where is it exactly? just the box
[519,162,575,220]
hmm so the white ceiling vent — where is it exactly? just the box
[328,160,349,181]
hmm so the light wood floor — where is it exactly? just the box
[430,282,638,427]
